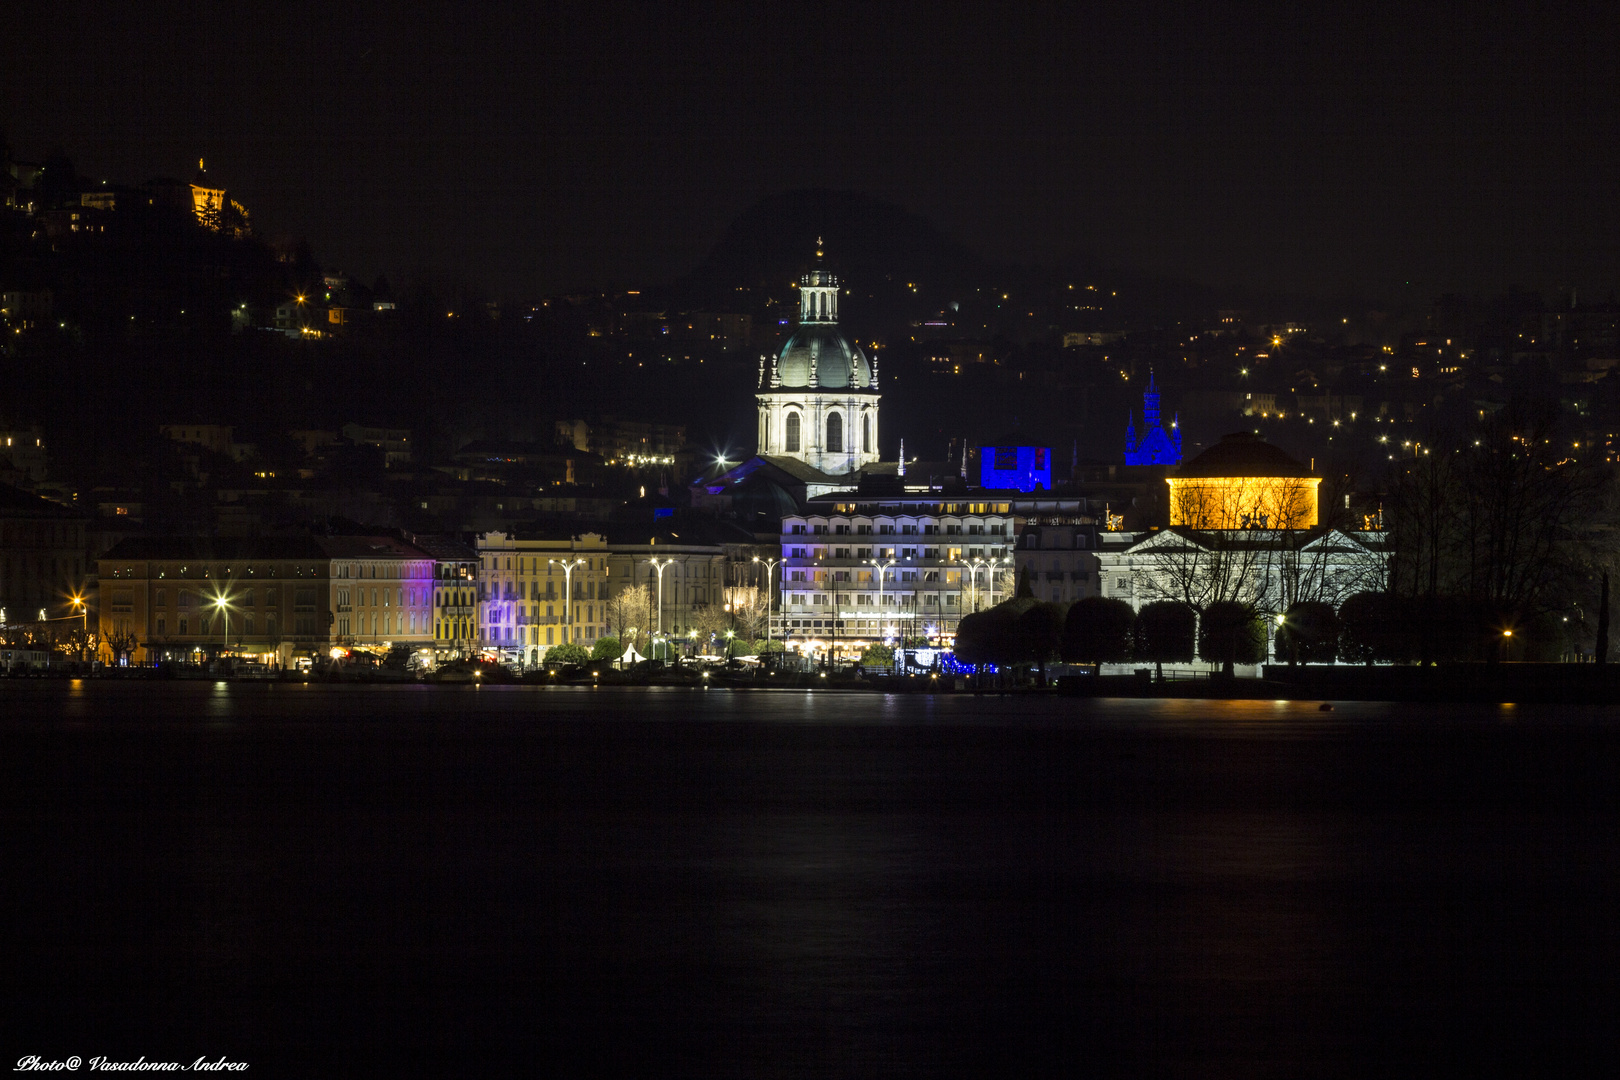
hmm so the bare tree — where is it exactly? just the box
[605,584,651,651]
[688,604,734,654]
[1386,403,1606,619]
[722,585,769,642]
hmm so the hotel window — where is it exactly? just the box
[547,628,554,644]
[157,617,166,635]
[179,618,188,635]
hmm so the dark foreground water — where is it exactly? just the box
[2,682,1617,1078]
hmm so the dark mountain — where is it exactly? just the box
[681,189,991,297]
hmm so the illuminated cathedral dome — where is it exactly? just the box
[776,324,873,389]
[755,244,882,475]
[769,267,873,389]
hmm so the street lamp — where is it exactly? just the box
[984,554,1010,608]
[753,555,781,652]
[961,558,984,613]
[646,557,674,638]
[868,557,897,640]
[549,558,585,644]
[69,596,88,662]
[212,593,232,659]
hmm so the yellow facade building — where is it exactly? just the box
[1166,432,1320,530]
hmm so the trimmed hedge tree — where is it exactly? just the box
[1135,601,1196,666]
[1017,602,1066,681]
[953,605,1022,669]
[1062,596,1135,663]
[1277,602,1338,664]
[1338,592,1402,664]
[1199,601,1265,675]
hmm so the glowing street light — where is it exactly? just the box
[753,555,781,651]
[868,557,897,639]
[212,593,233,656]
[646,557,675,637]
[550,558,585,645]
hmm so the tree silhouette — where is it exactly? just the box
[1061,596,1134,664]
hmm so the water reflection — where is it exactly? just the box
[1,682,1615,1075]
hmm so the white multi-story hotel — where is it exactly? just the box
[776,493,1016,653]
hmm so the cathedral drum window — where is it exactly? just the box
[786,412,801,452]
[827,412,843,453]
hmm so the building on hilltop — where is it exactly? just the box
[1124,370,1182,466]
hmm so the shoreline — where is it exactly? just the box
[6,664,1620,705]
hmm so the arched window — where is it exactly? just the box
[786,412,801,452]
[862,413,871,453]
[827,412,843,453]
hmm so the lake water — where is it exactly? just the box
[2,682,1617,1077]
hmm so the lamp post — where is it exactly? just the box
[69,596,88,661]
[753,555,781,652]
[212,594,232,662]
[868,557,897,641]
[962,558,985,613]
[550,558,585,644]
[646,557,674,639]
[986,554,1010,608]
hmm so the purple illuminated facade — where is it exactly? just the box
[1124,371,1181,466]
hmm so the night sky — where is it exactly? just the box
[6,2,1619,300]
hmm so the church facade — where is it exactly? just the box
[1124,371,1182,466]
[755,260,881,476]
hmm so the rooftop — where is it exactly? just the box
[1174,431,1313,479]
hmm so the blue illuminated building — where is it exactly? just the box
[980,445,1052,492]
[1124,371,1181,466]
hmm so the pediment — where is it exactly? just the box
[1121,528,1208,555]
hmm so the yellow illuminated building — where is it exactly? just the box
[1166,432,1319,529]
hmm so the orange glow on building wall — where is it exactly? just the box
[1166,475,1320,529]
